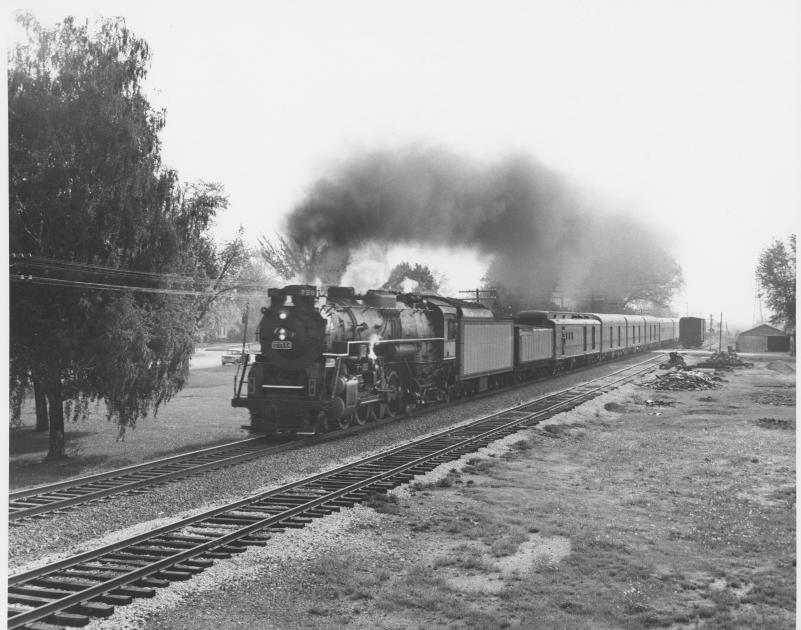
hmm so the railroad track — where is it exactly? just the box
[7,356,660,630]
[9,353,663,523]
[8,437,289,522]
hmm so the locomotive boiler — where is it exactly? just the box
[232,284,492,434]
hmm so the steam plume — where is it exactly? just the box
[285,146,680,310]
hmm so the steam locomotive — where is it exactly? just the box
[231,284,680,434]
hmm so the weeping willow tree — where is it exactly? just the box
[9,14,230,457]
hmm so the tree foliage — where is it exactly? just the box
[196,250,279,343]
[383,262,440,293]
[9,14,229,456]
[578,235,683,313]
[757,235,796,331]
[257,233,348,284]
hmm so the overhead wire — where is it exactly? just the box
[9,253,277,298]
[11,254,215,285]
[9,253,276,300]
[10,274,273,300]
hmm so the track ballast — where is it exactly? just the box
[8,437,287,522]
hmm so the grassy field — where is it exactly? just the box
[134,354,795,630]
[9,366,247,489]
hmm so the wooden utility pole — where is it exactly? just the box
[458,289,497,302]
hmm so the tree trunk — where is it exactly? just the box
[33,379,49,432]
[46,383,66,459]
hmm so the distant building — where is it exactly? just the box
[735,324,791,353]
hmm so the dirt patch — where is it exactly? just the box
[754,417,795,430]
[768,360,795,374]
[440,533,572,594]
[751,391,796,406]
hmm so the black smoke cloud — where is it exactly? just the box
[285,146,680,309]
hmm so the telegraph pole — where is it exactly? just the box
[458,288,497,306]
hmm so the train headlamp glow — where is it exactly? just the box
[278,310,288,320]
[277,327,287,341]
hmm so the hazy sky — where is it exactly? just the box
[6,0,800,329]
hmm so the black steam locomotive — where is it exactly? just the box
[231,284,680,434]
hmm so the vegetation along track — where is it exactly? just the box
[7,356,660,629]
[8,437,290,522]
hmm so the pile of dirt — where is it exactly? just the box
[695,350,753,369]
[659,352,687,369]
[650,370,721,391]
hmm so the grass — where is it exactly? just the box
[364,490,402,515]
[9,366,246,489]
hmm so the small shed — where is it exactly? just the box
[736,324,791,353]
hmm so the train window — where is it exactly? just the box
[591,326,596,349]
[617,326,621,346]
[446,320,457,339]
[583,326,587,351]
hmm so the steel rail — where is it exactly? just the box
[8,437,285,521]
[7,356,660,629]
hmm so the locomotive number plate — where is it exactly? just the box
[271,341,293,350]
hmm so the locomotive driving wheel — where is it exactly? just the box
[383,370,403,418]
[354,402,370,425]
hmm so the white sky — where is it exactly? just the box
[6,0,800,329]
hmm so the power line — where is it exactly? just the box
[10,254,213,285]
[11,274,273,300]
[10,253,274,295]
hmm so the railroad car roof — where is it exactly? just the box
[585,313,628,325]
[550,317,600,326]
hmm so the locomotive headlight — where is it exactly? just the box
[278,310,288,320]
[277,327,287,341]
